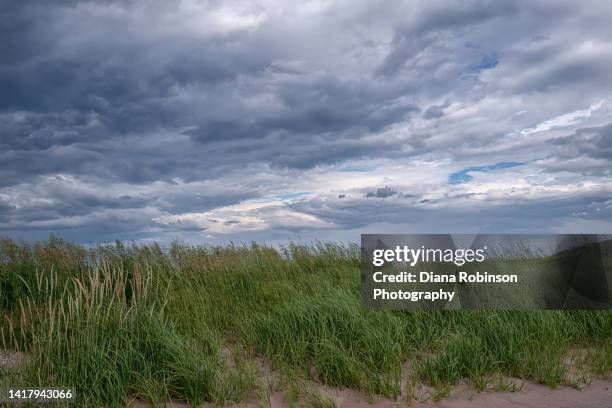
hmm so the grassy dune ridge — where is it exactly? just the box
[0,236,611,406]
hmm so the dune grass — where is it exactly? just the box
[0,236,611,406]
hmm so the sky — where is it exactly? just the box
[1,0,612,245]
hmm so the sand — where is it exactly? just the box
[127,378,612,408]
[312,379,612,408]
[3,349,609,407]
[0,350,28,371]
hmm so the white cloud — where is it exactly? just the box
[521,100,604,136]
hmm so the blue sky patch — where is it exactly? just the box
[473,55,499,71]
[449,162,523,185]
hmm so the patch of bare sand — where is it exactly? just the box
[131,378,611,407]
[414,379,612,408]
[128,352,612,408]
[251,379,612,408]
[0,350,28,371]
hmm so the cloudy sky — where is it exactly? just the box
[1,0,612,245]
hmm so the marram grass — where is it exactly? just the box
[0,236,610,406]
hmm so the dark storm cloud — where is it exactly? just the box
[215,132,395,170]
[365,187,398,198]
[0,0,420,189]
[538,122,612,176]
[423,104,446,119]
[376,1,519,77]
[186,85,417,143]
[0,183,151,227]
[289,192,612,234]
[557,123,612,161]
